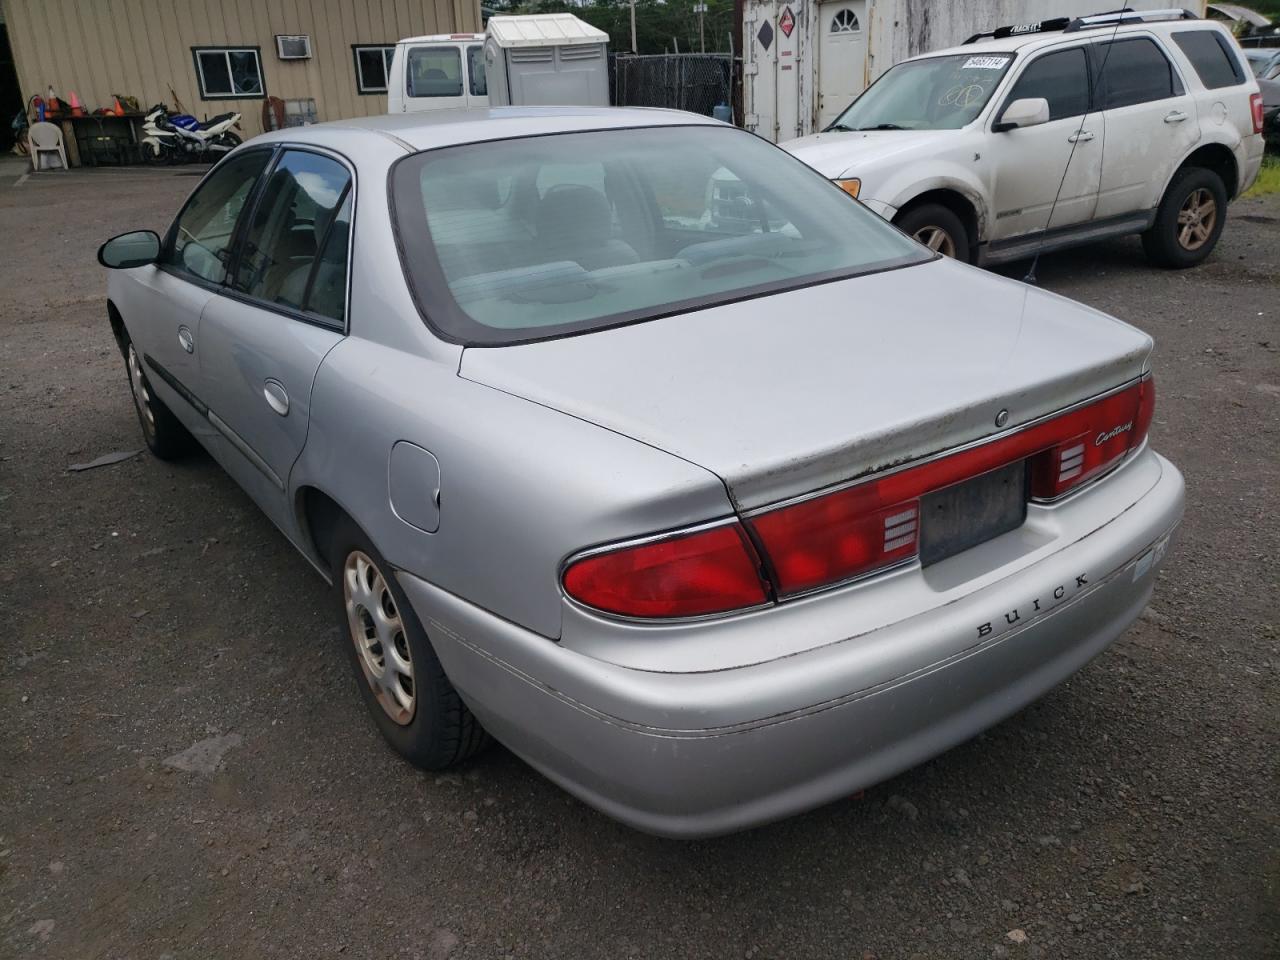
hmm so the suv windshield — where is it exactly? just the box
[828,53,1014,131]
[392,125,927,345]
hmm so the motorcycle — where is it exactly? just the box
[141,104,242,163]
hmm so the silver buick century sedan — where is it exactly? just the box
[98,107,1184,838]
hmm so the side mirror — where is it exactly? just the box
[97,230,161,269]
[993,97,1051,132]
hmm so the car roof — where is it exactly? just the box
[249,106,722,154]
[904,17,1232,62]
[395,33,484,44]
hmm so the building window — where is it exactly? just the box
[193,47,265,99]
[354,45,397,94]
[830,9,860,33]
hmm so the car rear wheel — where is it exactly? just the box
[329,516,489,769]
[1141,167,1228,269]
[123,335,194,459]
[893,203,971,263]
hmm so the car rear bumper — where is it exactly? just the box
[398,452,1184,838]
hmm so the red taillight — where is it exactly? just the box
[1251,93,1265,135]
[751,377,1155,596]
[562,523,768,618]
[566,377,1154,616]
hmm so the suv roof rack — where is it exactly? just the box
[962,7,1199,44]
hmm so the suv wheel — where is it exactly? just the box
[329,515,489,769]
[1142,167,1228,269]
[894,203,971,262]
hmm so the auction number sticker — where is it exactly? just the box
[962,55,1009,69]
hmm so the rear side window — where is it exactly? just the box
[232,150,352,325]
[407,46,463,98]
[468,44,487,96]
[1172,30,1246,89]
[1096,38,1178,108]
[1004,47,1091,121]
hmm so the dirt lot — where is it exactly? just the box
[1,161,1277,960]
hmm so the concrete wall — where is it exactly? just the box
[1,0,482,135]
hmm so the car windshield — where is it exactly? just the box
[392,125,928,344]
[827,53,1014,131]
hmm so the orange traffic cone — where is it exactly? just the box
[112,96,125,116]
[69,91,85,117]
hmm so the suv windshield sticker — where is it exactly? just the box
[963,55,1010,70]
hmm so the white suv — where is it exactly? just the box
[783,9,1267,268]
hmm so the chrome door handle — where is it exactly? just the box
[1164,110,1188,123]
[177,325,194,353]
[1067,130,1095,143]
[263,379,289,416]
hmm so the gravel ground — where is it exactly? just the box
[1,162,1277,960]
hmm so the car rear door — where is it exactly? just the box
[466,43,488,106]
[988,43,1101,242]
[195,147,353,530]
[125,150,272,443]
[404,43,469,112]
[1090,34,1200,220]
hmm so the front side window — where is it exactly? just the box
[1172,29,1246,89]
[828,53,1014,131]
[193,47,265,99]
[165,150,271,284]
[407,46,463,98]
[391,125,926,345]
[468,44,487,96]
[1095,38,1179,109]
[1002,47,1090,122]
[232,150,352,324]
[354,45,396,93]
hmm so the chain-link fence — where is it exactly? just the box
[610,54,733,119]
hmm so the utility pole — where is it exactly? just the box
[694,2,707,53]
[630,0,638,52]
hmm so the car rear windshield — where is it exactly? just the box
[1172,29,1246,89]
[390,125,927,345]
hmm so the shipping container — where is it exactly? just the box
[741,0,1207,143]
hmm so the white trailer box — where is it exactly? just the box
[742,0,1206,142]
[484,14,610,107]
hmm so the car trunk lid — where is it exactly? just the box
[459,258,1152,512]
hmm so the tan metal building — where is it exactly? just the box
[1,0,483,136]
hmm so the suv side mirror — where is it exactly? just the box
[993,97,1051,132]
[97,230,161,269]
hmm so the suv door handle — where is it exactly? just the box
[263,379,289,416]
[1164,110,1188,123]
[1067,130,1095,143]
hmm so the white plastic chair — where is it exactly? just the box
[28,121,69,171]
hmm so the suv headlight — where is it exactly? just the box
[834,178,861,199]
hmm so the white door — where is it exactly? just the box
[817,0,866,130]
[774,0,802,141]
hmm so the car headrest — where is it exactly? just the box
[535,185,611,246]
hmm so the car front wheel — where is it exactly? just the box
[329,516,489,769]
[123,335,194,459]
[1142,167,1228,269]
[893,203,971,263]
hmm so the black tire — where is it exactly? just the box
[218,132,242,149]
[894,203,972,263]
[121,332,195,460]
[329,515,489,770]
[1141,167,1228,269]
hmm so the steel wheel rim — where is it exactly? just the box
[914,225,957,258]
[343,550,415,725]
[126,344,156,437]
[1176,188,1217,251]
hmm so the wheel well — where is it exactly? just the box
[106,300,127,357]
[298,487,348,574]
[1178,143,1239,198]
[894,190,980,256]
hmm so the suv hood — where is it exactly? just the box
[782,129,954,180]
[460,258,1152,511]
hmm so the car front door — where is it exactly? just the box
[127,150,272,443]
[1090,35,1200,220]
[988,44,1101,242]
[195,148,353,530]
